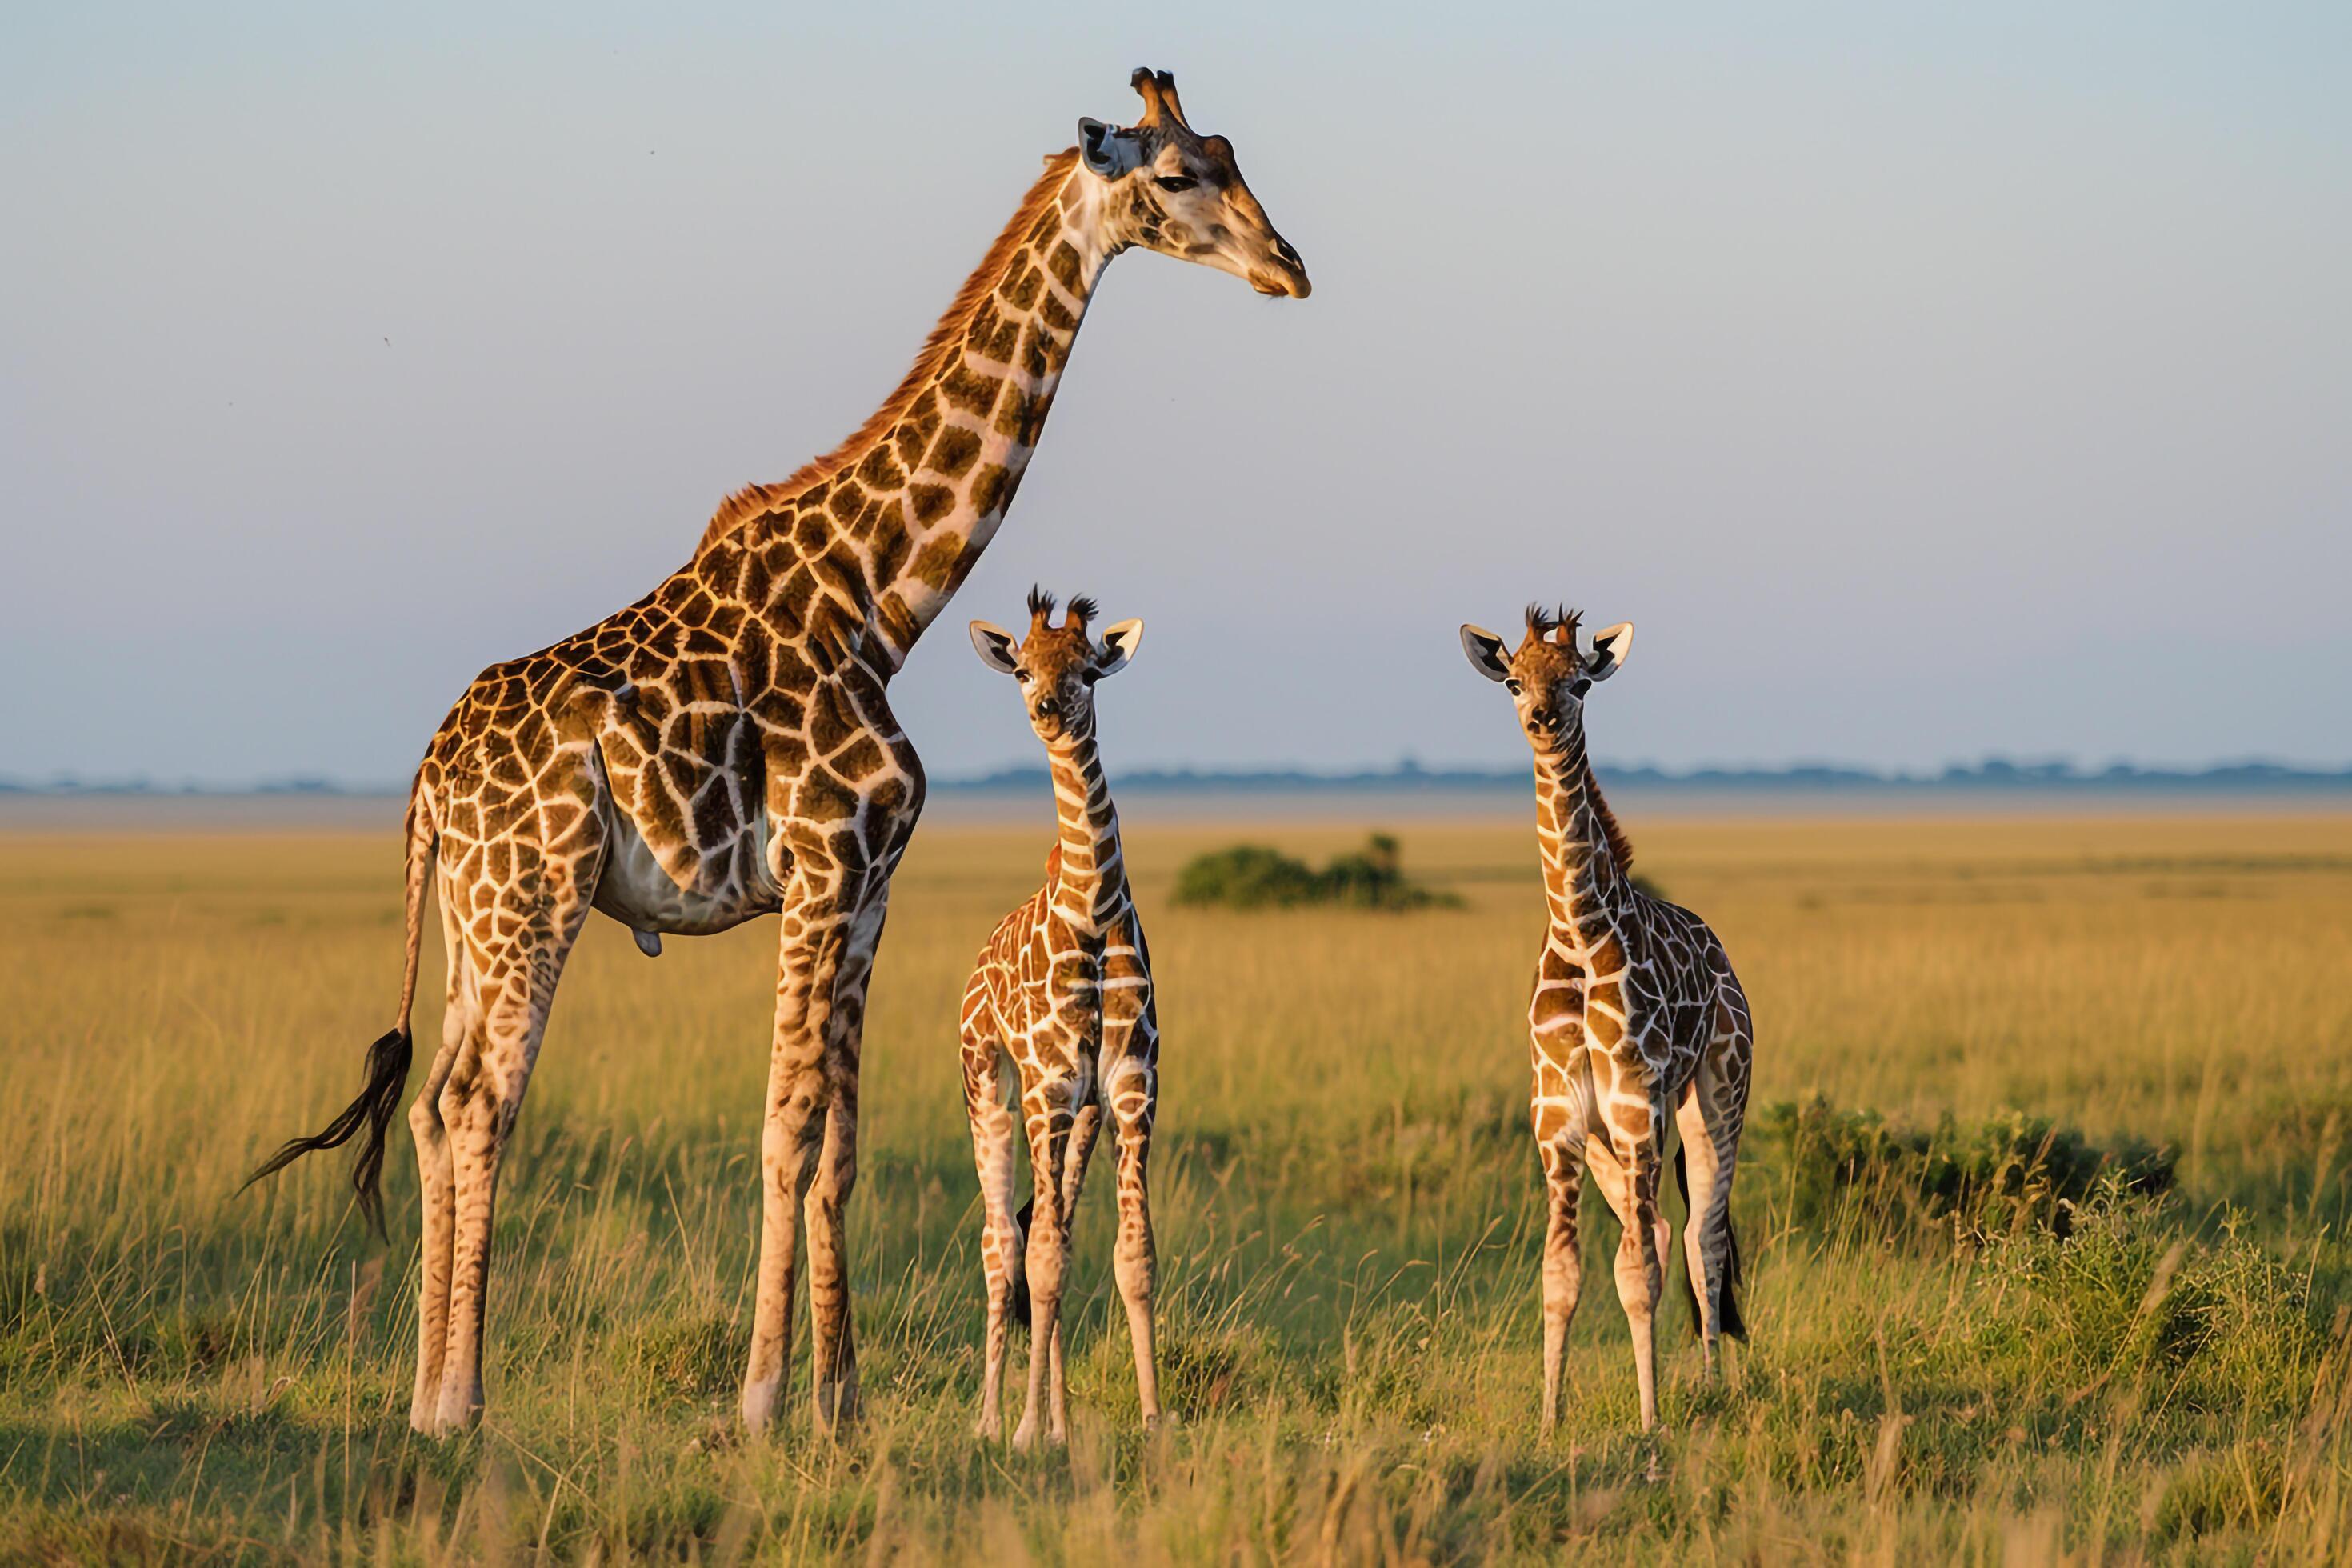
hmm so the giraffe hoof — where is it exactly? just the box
[813,1378,861,1434]
[740,1379,781,1436]
[431,1398,482,1435]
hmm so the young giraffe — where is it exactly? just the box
[1459,606,1754,1434]
[243,69,1306,1439]
[959,590,1160,1449]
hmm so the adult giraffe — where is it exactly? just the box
[245,67,1309,1438]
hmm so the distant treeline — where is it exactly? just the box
[934,758,2352,796]
[8,757,2351,797]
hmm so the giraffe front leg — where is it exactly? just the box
[742,891,846,1436]
[1610,1114,1668,1433]
[962,1014,1022,1442]
[1012,1077,1078,1451]
[804,880,889,1434]
[1045,1097,1102,1442]
[1106,1057,1162,1430]
[804,1075,860,1433]
[1538,1137,1586,1439]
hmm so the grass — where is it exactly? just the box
[2,810,2350,1562]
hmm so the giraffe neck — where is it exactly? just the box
[1045,735,1129,934]
[696,152,1121,674]
[1533,725,1637,942]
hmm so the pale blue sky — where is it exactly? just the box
[5,2,2346,783]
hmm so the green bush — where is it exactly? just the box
[1173,833,1459,911]
[1750,1094,2176,1242]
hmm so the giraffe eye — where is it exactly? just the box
[1154,174,1198,194]
[1505,679,1523,696]
[1014,670,1031,685]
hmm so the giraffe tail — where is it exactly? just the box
[1010,1197,1035,1330]
[238,776,434,1239]
[1672,1142,1750,1342]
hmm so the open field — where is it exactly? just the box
[5,809,2351,1562]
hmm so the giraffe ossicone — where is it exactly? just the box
[243,67,1306,1440]
[959,590,1163,1448]
[1460,604,1755,1436]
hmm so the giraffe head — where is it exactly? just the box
[970,588,1146,750]
[1075,67,1311,299]
[1460,606,1635,758]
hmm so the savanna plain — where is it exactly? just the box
[5,806,2351,1564]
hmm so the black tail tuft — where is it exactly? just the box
[1718,1217,1748,1342]
[1011,1197,1035,1330]
[1673,1142,1750,1342]
[240,1026,413,1238]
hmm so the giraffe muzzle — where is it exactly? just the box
[1250,242,1312,299]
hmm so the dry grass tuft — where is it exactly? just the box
[2,812,2350,1560]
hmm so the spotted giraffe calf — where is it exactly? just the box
[1460,605,1754,1434]
[959,590,1160,1448]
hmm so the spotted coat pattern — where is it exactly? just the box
[289,67,1310,1441]
[1467,609,1754,1436]
[958,597,1161,1448]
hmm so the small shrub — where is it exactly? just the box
[1174,834,1459,911]
[1751,1095,2175,1242]
[1969,1181,2326,1427]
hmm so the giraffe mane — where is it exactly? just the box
[695,150,1083,557]
[1581,759,1638,879]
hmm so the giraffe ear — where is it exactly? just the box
[1095,618,1145,677]
[1460,624,1511,683]
[1586,622,1634,682]
[969,620,1021,675]
[1079,118,1143,179]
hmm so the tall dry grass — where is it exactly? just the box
[3,810,2349,1561]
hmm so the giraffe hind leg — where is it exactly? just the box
[407,945,472,1434]
[1675,1053,1749,1371]
[430,831,600,1431]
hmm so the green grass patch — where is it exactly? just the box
[1750,1095,2177,1244]
[1173,834,1461,911]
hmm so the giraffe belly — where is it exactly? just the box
[590,805,780,937]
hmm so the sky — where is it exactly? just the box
[4,2,2347,785]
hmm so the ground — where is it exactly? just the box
[4,808,2349,1563]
